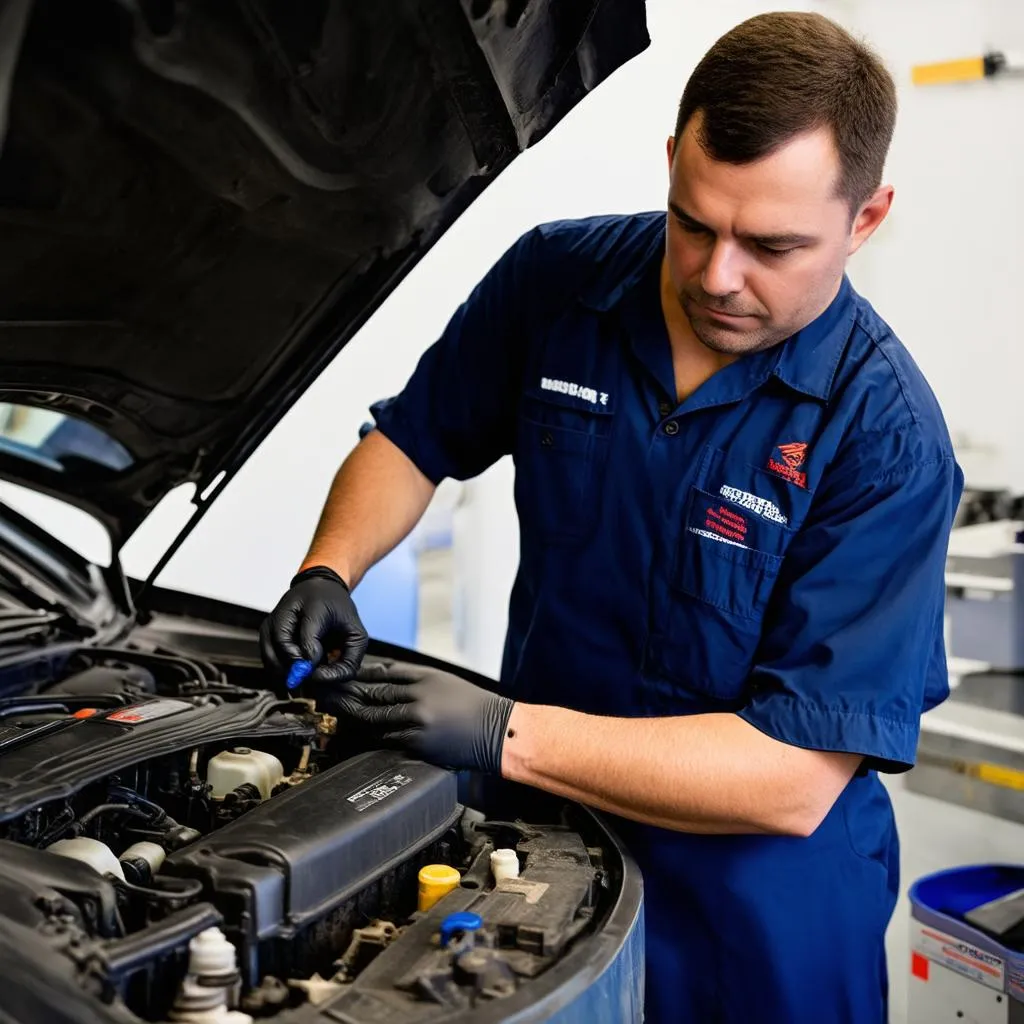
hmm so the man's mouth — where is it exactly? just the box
[695,302,757,322]
[683,293,758,321]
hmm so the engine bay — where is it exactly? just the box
[0,640,635,1024]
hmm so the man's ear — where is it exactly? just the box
[848,185,895,256]
[666,135,676,170]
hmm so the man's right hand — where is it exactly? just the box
[259,566,369,686]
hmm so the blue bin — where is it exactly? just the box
[909,864,1024,1001]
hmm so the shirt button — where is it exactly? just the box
[663,420,680,437]
[540,430,554,447]
[658,401,672,417]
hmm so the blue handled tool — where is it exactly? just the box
[286,659,314,691]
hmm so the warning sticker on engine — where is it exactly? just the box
[106,699,194,725]
[497,879,549,905]
[346,772,413,812]
[912,923,1005,990]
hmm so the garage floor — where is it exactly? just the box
[415,548,1024,1024]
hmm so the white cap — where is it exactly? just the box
[188,927,238,977]
[491,848,520,882]
[120,841,166,874]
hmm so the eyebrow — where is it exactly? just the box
[668,201,817,247]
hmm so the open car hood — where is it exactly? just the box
[0,0,648,545]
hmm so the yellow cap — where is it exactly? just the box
[418,864,461,912]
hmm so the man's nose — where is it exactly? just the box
[701,240,744,297]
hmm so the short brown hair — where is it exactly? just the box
[674,12,897,209]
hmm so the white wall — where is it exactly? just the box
[821,0,1024,490]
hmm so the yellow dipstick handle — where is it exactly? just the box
[911,56,988,86]
[418,864,461,912]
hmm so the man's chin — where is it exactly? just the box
[691,320,772,355]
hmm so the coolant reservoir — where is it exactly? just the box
[48,837,125,880]
[206,748,284,800]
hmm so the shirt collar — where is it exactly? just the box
[576,212,856,404]
[768,275,856,401]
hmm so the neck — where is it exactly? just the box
[659,257,737,402]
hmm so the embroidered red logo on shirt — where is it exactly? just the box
[705,504,748,543]
[767,442,809,488]
[777,442,807,469]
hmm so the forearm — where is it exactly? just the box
[300,430,436,587]
[502,704,861,836]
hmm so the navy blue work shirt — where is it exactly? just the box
[372,213,963,1023]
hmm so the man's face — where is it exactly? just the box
[664,114,890,355]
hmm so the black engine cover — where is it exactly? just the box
[165,750,459,980]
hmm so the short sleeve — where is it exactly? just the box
[370,228,543,484]
[738,437,963,772]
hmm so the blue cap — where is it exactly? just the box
[286,660,314,690]
[439,911,483,948]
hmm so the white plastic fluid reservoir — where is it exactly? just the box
[48,837,125,880]
[206,748,284,800]
[491,848,520,883]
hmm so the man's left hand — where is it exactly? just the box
[335,661,514,774]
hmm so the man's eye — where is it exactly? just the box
[759,245,797,258]
[677,219,708,236]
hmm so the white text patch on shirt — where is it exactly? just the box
[719,485,788,525]
[541,377,609,406]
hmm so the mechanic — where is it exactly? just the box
[261,13,962,1023]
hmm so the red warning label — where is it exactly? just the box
[106,699,193,725]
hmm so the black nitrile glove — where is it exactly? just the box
[259,566,369,686]
[335,661,514,774]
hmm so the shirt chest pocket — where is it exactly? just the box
[652,486,794,708]
[675,486,788,619]
[514,394,613,544]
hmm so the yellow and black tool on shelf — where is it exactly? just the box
[912,51,1018,86]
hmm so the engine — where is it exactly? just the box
[0,648,635,1024]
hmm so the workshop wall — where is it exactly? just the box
[819,0,1024,490]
